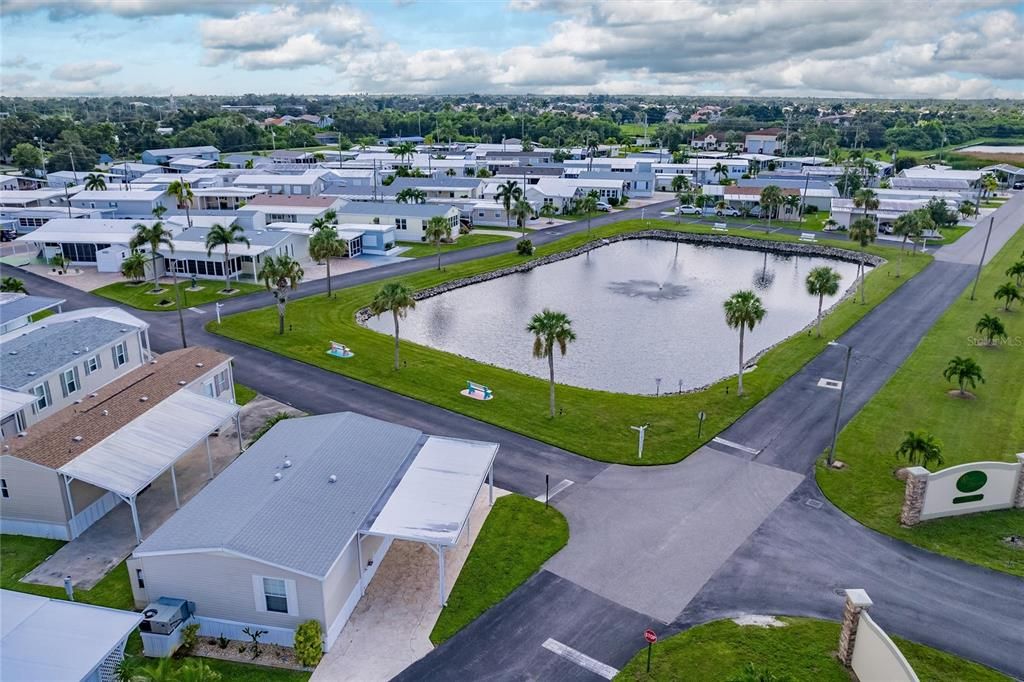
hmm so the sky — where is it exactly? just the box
[1,0,1021,99]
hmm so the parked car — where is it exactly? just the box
[878,221,895,234]
[675,205,701,215]
[823,221,846,232]
[715,207,741,217]
[1013,181,1024,190]
[595,201,612,212]
[0,229,16,242]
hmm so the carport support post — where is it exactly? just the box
[488,463,494,505]
[235,413,244,453]
[170,464,180,509]
[205,436,214,480]
[62,475,76,518]
[438,545,446,607]
[128,496,142,545]
[355,533,365,596]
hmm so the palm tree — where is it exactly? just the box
[723,290,766,396]
[389,141,416,166]
[759,185,783,229]
[943,356,985,396]
[0,276,27,293]
[204,223,251,294]
[579,190,599,235]
[827,147,844,167]
[586,137,599,171]
[782,194,801,220]
[395,187,427,204]
[975,314,1007,346]
[257,254,304,335]
[308,226,344,298]
[891,211,922,278]
[496,180,523,228]
[167,178,195,229]
[994,282,1020,311]
[836,168,862,198]
[671,174,690,193]
[119,252,147,284]
[895,431,944,470]
[852,187,879,222]
[369,281,416,370]
[805,266,841,337]
[83,172,106,191]
[130,221,174,293]
[539,203,558,223]
[244,159,254,169]
[527,309,577,418]
[423,215,451,271]
[1005,260,1024,287]
[51,253,69,274]
[711,161,729,184]
[848,217,877,304]
[510,198,533,237]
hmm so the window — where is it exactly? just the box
[84,355,100,375]
[395,218,407,230]
[60,367,80,397]
[263,578,288,613]
[135,568,145,588]
[1,479,7,498]
[112,342,128,368]
[31,382,51,412]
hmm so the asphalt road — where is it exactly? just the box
[8,192,1023,679]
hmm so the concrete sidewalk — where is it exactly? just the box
[21,395,302,590]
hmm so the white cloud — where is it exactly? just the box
[51,60,122,81]
[2,0,266,19]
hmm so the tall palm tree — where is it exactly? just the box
[0,276,27,293]
[586,137,599,171]
[205,223,251,293]
[423,215,451,271]
[723,290,766,396]
[805,266,841,337]
[527,308,577,418]
[759,185,784,229]
[389,141,416,166]
[539,203,558,223]
[671,174,690,193]
[167,178,195,229]
[1005,260,1024,287]
[257,254,304,335]
[244,159,255,169]
[308,226,344,298]
[994,282,1020,311]
[83,172,106,191]
[942,356,985,396]
[119,252,147,284]
[848,217,877,304]
[975,314,1007,346]
[711,161,729,184]
[496,180,523,228]
[852,187,879,222]
[130,221,174,293]
[579,190,599,235]
[827,146,844,167]
[369,281,416,370]
[510,198,533,237]
[782,194,801,220]
[895,431,944,470]
[395,187,427,204]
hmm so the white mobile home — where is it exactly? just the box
[333,202,460,242]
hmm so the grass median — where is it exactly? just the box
[93,279,264,311]
[429,495,568,645]
[397,232,511,258]
[818,227,1024,576]
[615,617,1008,681]
[212,218,930,465]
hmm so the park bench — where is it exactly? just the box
[712,223,728,232]
[461,380,493,401]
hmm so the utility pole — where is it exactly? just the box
[969,216,995,301]
[826,342,852,466]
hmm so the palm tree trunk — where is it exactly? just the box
[277,293,286,335]
[737,327,745,396]
[436,241,442,271]
[185,205,192,229]
[326,258,333,298]
[816,294,824,337]
[548,350,556,418]
[224,244,231,293]
[151,252,161,292]
[392,311,401,370]
[170,267,187,348]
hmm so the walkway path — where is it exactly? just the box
[10,195,1024,679]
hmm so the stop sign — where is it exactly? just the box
[644,629,657,644]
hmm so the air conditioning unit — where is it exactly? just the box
[139,596,195,635]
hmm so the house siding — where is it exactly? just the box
[0,455,70,534]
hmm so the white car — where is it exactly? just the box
[715,207,741,217]
[596,201,612,212]
[675,205,701,215]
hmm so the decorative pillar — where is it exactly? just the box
[1014,454,1024,509]
[838,589,873,667]
[899,466,930,526]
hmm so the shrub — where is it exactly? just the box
[516,239,534,256]
[248,412,293,445]
[293,620,325,667]
[608,196,620,207]
[802,204,818,214]
[618,195,629,206]
[178,622,200,655]
[217,633,229,649]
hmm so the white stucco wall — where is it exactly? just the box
[851,613,919,682]
[919,460,1022,521]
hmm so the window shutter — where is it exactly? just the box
[252,575,267,613]
[73,366,80,389]
[60,373,69,398]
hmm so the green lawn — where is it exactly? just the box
[397,233,511,259]
[92,280,264,311]
[615,617,1007,681]
[818,227,1024,576]
[213,219,929,466]
[429,495,568,644]
[1,534,309,679]
[935,224,972,245]
[234,383,258,406]
[28,308,56,322]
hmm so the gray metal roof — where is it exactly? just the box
[1,317,138,390]
[134,412,424,577]
[0,294,64,325]
[390,176,483,190]
[337,201,458,218]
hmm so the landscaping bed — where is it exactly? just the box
[615,617,1007,681]
[93,280,264,311]
[818,227,1024,576]
[212,218,930,466]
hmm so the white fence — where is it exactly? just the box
[851,612,919,682]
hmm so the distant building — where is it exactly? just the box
[141,146,220,165]
[744,128,784,155]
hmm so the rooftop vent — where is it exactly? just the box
[72,436,83,442]
[178,380,187,386]
[74,399,83,404]
[274,472,283,481]
[89,392,98,398]
[102,409,109,416]
[328,474,337,483]
[17,432,27,438]
[26,371,36,377]
[119,328,127,332]
[72,350,80,355]
[283,460,292,468]
[195,362,204,368]
[139,396,149,402]
[7,351,16,355]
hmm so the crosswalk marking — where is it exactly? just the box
[534,479,574,502]
[541,638,619,680]
[711,436,761,455]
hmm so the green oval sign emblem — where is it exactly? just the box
[955,470,987,493]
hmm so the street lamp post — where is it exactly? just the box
[826,341,852,466]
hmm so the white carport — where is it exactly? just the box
[57,390,241,544]
[359,436,498,606]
